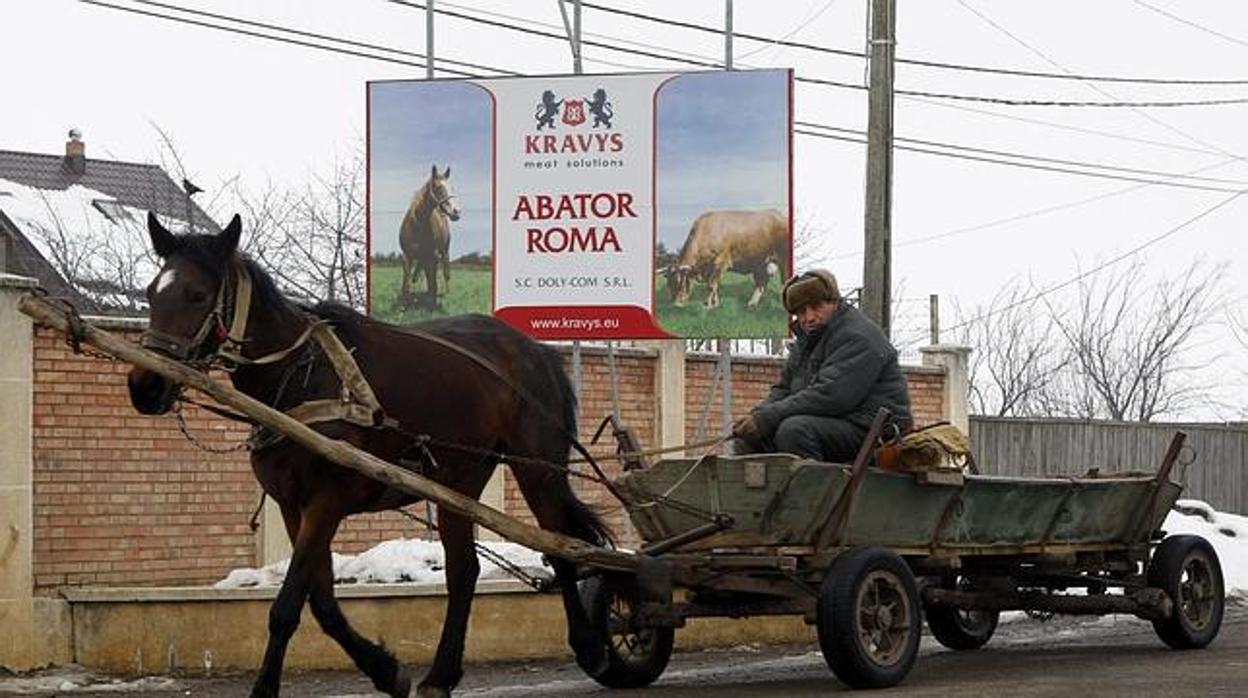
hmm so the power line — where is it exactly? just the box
[578,0,1248,86]
[388,1,1248,108]
[1133,0,1248,51]
[944,190,1246,333]
[904,95,1235,158]
[801,122,1248,184]
[955,0,1236,161]
[796,128,1247,193]
[831,156,1243,259]
[84,0,1248,193]
[81,0,515,77]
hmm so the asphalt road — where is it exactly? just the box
[3,604,1244,697]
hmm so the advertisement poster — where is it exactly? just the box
[368,69,792,339]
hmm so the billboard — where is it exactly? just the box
[367,69,792,339]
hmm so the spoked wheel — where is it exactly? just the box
[925,575,999,650]
[578,575,675,689]
[817,547,921,689]
[1148,534,1224,649]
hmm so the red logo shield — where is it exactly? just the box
[562,100,586,127]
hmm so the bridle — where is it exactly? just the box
[427,182,457,219]
[140,259,316,369]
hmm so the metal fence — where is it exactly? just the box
[969,417,1248,515]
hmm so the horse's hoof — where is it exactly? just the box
[415,684,451,698]
[390,667,413,697]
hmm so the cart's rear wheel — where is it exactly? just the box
[578,575,675,688]
[925,576,999,650]
[817,547,921,689]
[1148,534,1224,649]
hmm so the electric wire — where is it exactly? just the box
[79,1,1248,193]
[577,0,1248,85]
[796,128,1246,193]
[387,1,1248,107]
[943,190,1247,333]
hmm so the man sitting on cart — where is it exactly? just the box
[731,268,912,462]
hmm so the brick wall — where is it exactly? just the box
[31,326,256,593]
[29,329,945,592]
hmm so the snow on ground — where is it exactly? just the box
[215,539,551,589]
[216,501,1248,599]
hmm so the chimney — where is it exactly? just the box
[64,128,86,175]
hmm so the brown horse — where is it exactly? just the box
[399,165,459,308]
[127,213,611,697]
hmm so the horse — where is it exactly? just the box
[127,213,612,697]
[399,165,459,308]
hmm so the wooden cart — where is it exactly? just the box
[21,294,1226,692]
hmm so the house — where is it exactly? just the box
[0,131,215,314]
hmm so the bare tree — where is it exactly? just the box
[1047,259,1227,422]
[954,278,1062,417]
[235,146,366,307]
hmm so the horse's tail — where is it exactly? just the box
[539,343,615,549]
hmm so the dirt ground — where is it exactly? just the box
[3,603,1244,696]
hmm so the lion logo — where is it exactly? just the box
[534,90,562,130]
[586,88,614,129]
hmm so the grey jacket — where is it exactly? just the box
[752,304,912,434]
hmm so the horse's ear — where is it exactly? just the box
[431,164,439,178]
[443,165,451,178]
[214,214,242,257]
[147,212,178,258]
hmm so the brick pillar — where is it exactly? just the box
[0,275,69,669]
[920,344,971,433]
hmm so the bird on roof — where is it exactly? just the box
[182,178,204,196]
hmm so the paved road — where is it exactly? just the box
[4,604,1244,696]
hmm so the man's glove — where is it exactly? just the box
[731,414,762,443]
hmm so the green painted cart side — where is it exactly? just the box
[618,454,1180,556]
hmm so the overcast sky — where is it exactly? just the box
[4,0,1247,417]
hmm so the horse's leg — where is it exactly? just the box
[510,468,608,677]
[422,257,439,305]
[418,508,478,698]
[307,536,411,697]
[400,253,413,303]
[250,499,334,698]
[440,250,450,298]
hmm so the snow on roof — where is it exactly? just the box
[216,501,1248,602]
[0,175,164,310]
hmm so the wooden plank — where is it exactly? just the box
[19,293,641,572]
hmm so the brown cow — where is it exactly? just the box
[663,209,788,309]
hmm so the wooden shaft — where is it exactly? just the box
[18,293,639,572]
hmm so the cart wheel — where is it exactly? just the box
[578,575,675,688]
[817,547,921,689]
[925,576,999,650]
[1148,534,1224,649]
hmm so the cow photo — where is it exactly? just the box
[368,80,493,324]
[654,71,791,338]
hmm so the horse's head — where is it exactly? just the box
[429,165,460,222]
[127,212,242,415]
[662,265,695,307]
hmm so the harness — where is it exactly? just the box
[141,260,391,443]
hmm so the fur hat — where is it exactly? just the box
[782,269,839,313]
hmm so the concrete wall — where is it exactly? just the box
[64,582,814,674]
[1,275,73,670]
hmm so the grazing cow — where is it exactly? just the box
[663,209,788,309]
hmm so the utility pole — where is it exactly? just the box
[720,0,735,433]
[862,0,896,338]
[425,0,435,79]
[725,0,734,70]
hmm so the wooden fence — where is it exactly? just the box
[969,417,1248,515]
